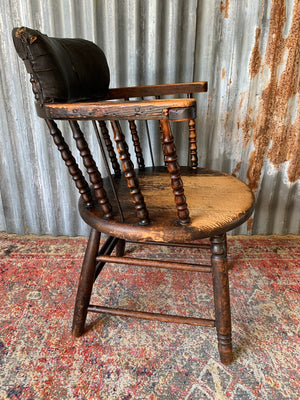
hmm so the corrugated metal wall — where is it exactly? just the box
[0,0,299,236]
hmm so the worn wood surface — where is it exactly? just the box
[79,167,254,243]
[36,98,196,121]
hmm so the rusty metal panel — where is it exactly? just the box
[194,0,300,234]
[0,0,299,236]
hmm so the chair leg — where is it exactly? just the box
[72,228,101,337]
[116,238,126,256]
[210,234,233,365]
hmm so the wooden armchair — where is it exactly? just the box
[12,26,254,365]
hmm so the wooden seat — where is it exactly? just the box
[80,167,253,242]
[13,26,254,365]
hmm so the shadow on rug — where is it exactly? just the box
[0,233,299,399]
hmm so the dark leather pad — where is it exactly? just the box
[12,26,110,103]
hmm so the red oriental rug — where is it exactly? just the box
[0,233,299,399]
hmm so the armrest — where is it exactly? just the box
[36,98,197,121]
[105,82,207,100]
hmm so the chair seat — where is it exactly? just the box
[79,167,254,242]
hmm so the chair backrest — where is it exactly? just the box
[12,26,110,104]
[13,26,206,226]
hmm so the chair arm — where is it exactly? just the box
[105,82,207,100]
[36,98,197,121]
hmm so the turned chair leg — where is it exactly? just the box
[72,228,101,337]
[210,234,233,365]
[116,238,126,257]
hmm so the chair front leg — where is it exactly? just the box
[210,234,232,365]
[72,228,101,337]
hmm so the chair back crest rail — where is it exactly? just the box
[12,26,208,226]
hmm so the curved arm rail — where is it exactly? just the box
[35,98,197,121]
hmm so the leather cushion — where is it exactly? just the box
[12,27,110,103]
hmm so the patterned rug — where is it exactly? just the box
[0,233,299,400]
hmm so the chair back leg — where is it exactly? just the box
[210,234,233,365]
[116,239,126,257]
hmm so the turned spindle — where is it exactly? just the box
[188,119,198,169]
[98,121,121,176]
[160,119,190,224]
[110,120,149,225]
[69,120,113,219]
[128,120,145,170]
[45,119,92,206]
